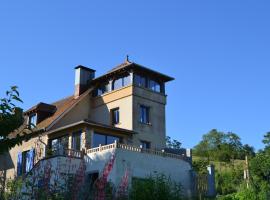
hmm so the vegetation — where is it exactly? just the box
[166,136,182,149]
[1,173,184,200]
[130,174,183,200]
[193,129,255,162]
[0,86,32,154]
[193,129,270,200]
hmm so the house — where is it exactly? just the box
[0,58,196,198]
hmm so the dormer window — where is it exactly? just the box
[28,113,37,128]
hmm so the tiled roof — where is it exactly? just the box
[36,95,76,130]
[93,61,174,83]
[9,88,92,138]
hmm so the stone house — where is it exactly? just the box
[0,59,195,198]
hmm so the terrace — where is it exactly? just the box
[44,141,189,162]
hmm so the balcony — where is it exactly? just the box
[45,141,187,161]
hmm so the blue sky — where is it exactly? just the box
[0,1,270,150]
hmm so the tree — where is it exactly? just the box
[240,144,255,159]
[262,132,270,150]
[193,129,226,161]
[165,136,182,149]
[193,129,252,162]
[0,86,31,154]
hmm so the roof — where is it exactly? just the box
[21,87,94,133]
[46,119,136,136]
[92,61,174,84]
[36,95,76,130]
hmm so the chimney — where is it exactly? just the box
[74,65,95,98]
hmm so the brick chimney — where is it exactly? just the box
[74,65,95,98]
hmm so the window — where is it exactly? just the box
[17,149,35,176]
[134,74,147,87]
[139,105,150,124]
[111,108,120,125]
[149,79,161,92]
[97,83,109,96]
[93,132,121,148]
[51,136,69,155]
[29,113,37,128]
[113,78,123,90]
[113,75,131,90]
[140,141,151,149]
[123,75,131,86]
[72,131,82,151]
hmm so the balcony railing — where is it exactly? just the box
[45,141,186,161]
[46,148,83,159]
[86,141,186,160]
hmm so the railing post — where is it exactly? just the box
[114,140,118,148]
[99,144,102,152]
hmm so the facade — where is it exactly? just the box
[0,59,195,198]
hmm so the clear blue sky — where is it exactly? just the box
[0,1,270,150]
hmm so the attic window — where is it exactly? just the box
[28,113,37,128]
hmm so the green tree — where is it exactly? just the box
[262,132,270,151]
[0,86,31,154]
[165,136,182,149]
[193,129,250,162]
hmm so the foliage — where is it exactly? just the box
[165,136,182,149]
[213,131,270,199]
[129,174,183,200]
[2,173,184,200]
[0,86,32,154]
[262,132,270,148]
[3,177,23,200]
[193,129,255,163]
[215,166,243,195]
[193,159,208,175]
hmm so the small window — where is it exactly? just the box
[97,83,109,96]
[113,75,131,90]
[139,105,150,124]
[51,136,69,155]
[28,113,37,128]
[111,108,120,125]
[149,79,161,92]
[140,141,151,149]
[72,131,82,151]
[123,75,131,86]
[134,75,147,87]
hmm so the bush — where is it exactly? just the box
[129,174,183,200]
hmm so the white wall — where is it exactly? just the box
[85,148,193,198]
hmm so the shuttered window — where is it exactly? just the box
[17,148,35,176]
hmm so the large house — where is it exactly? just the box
[0,58,197,198]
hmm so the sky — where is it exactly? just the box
[0,1,270,150]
